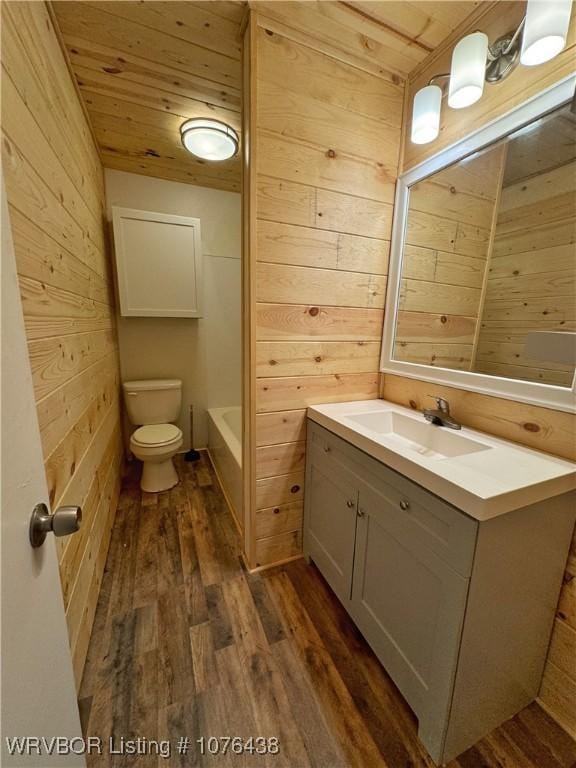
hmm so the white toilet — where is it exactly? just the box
[122,378,184,493]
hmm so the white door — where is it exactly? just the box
[1,184,85,766]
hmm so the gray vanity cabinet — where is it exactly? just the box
[304,420,576,765]
[305,448,358,605]
[350,483,471,751]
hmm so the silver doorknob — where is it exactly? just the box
[29,503,82,548]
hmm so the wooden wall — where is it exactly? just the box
[243,11,403,569]
[475,156,576,386]
[387,0,576,737]
[396,145,504,370]
[1,1,123,687]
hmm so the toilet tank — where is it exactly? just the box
[122,379,182,425]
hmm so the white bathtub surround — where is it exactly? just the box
[208,406,242,531]
[308,399,576,520]
[105,170,241,450]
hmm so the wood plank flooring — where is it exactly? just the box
[79,452,576,767]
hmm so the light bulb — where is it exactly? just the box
[448,32,489,109]
[521,0,573,66]
[411,85,442,144]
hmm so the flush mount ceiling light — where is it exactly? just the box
[411,0,573,144]
[180,118,239,161]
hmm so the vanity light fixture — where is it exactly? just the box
[410,0,573,144]
[180,118,239,161]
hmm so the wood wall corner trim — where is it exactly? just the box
[242,11,259,569]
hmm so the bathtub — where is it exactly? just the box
[207,406,243,531]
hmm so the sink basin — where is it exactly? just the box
[308,399,576,520]
[345,411,491,460]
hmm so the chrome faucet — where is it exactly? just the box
[423,396,461,430]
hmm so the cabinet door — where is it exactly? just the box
[112,206,202,317]
[304,453,358,605]
[350,482,470,758]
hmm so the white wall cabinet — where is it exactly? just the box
[304,420,576,765]
[112,206,202,317]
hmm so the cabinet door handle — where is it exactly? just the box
[399,500,410,511]
[323,445,331,453]
[346,499,355,508]
[357,508,365,518]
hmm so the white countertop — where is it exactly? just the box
[307,399,576,521]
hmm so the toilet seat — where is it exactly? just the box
[132,423,182,447]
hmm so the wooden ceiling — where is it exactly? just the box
[52,0,244,192]
[52,1,483,192]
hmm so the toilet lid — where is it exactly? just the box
[132,424,182,446]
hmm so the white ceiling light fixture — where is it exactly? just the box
[448,32,489,109]
[180,118,239,161]
[521,0,573,66]
[410,0,573,144]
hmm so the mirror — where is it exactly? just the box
[392,101,575,390]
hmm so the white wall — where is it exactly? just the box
[105,169,241,449]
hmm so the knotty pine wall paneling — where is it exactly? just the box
[246,13,403,569]
[384,0,576,737]
[1,1,123,688]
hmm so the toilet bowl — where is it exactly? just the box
[122,378,184,493]
[130,423,183,493]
